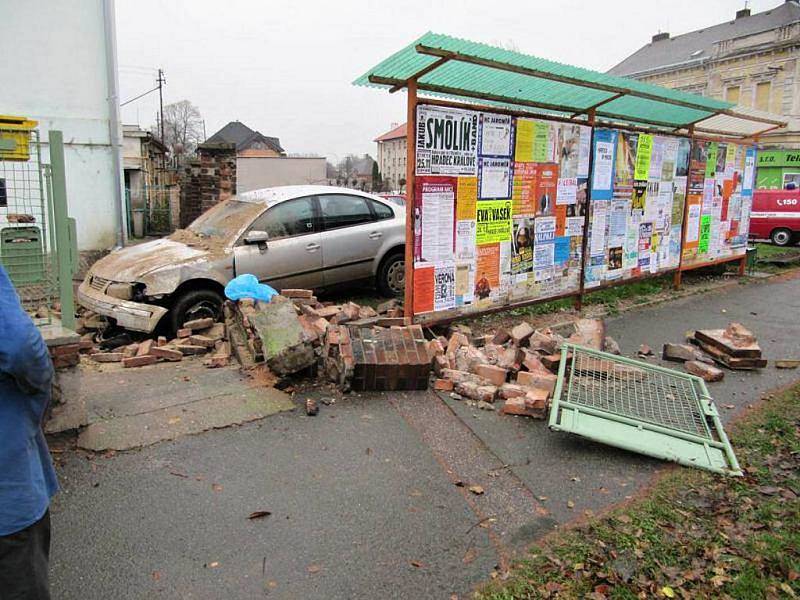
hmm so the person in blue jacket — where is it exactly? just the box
[0,265,58,599]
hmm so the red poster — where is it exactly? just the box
[413,266,435,314]
[534,163,558,217]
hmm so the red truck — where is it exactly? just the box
[749,189,800,246]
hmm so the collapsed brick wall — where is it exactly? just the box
[179,143,237,228]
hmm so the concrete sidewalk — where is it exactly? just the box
[49,272,800,599]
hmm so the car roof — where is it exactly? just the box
[236,185,386,207]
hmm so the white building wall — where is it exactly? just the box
[0,0,121,252]
[237,157,328,193]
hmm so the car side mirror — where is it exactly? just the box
[244,230,269,245]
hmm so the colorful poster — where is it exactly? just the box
[514,119,534,162]
[475,243,500,300]
[476,200,512,244]
[479,113,513,157]
[532,121,551,162]
[434,264,456,311]
[455,262,475,305]
[565,216,584,237]
[511,162,537,216]
[556,177,578,205]
[412,266,435,314]
[511,217,534,280]
[478,157,513,199]
[698,215,712,253]
[455,219,476,260]
[704,143,718,179]
[534,216,556,244]
[535,164,558,216]
[416,105,478,175]
[591,129,616,200]
[634,134,653,181]
[456,177,477,219]
[685,202,701,244]
[416,178,455,263]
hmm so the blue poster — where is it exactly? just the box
[590,129,617,201]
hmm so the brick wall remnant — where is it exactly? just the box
[179,143,237,228]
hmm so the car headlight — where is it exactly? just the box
[106,282,134,300]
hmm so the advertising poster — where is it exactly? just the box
[511,161,537,216]
[412,265,435,314]
[479,113,513,157]
[476,200,512,244]
[416,105,478,175]
[475,243,500,300]
[534,164,558,216]
[634,133,654,181]
[455,262,475,306]
[415,178,455,264]
[478,158,513,199]
[434,264,456,311]
[591,129,616,200]
[511,217,534,280]
[556,177,578,205]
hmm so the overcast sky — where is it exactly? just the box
[116,0,779,162]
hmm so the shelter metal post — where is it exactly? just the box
[674,125,695,290]
[404,79,417,319]
[575,108,597,310]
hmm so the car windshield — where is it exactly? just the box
[181,199,264,242]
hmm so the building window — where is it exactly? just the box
[0,179,6,207]
[725,85,740,104]
[755,81,771,111]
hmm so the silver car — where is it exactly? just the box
[78,185,406,333]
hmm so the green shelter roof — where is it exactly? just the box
[354,32,786,138]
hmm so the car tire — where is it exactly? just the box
[770,228,793,246]
[376,251,405,297]
[169,288,224,332]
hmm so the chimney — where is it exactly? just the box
[735,7,751,18]
[652,32,670,42]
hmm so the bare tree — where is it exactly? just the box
[154,100,203,156]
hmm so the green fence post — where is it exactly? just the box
[48,130,76,330]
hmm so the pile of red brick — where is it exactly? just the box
[85,318,231,368]
[429,318,611,419]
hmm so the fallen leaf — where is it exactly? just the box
[454,480,465,487]
[567,500,575,509]
[247,511,272,520]
[365,447,372,455]
[468,485,485,495]
[617,514,632,524]
[662,586,675,598]
[409,489,423,497]
[758,486,781,496]
[151,571,161,581]
[206,561,219,568]
[462,546,479,564]
[211,483,223,492]
[266,580,278,589]
[307,564,321,574]
[169,471,188,479]
[168,416,181,425]
[781,583,797,598]
[410,560,424,568]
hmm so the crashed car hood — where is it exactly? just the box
[91,238,210,282]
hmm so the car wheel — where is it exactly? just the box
[770,228,793,246]
[170,288,223,332]
[376,252,405,297]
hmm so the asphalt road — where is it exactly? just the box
[50,272,800,599]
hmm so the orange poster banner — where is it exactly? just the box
[413,266,435,314]
[474,243,500,300]
[456,177,478,220]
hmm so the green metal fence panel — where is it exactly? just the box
[548,343,742,476]
[0,127,58,321]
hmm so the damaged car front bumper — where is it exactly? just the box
[77,277,167,333]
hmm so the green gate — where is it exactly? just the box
[0,120,76,328]
[126,184,175,238]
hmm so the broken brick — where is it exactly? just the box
[446,332,469,357]
[177,345,208,356]
[176,328,192,338]
[122,343,139,358]
[454,381,497,403]
[433,378,454,391]
[122,355,158,368]
[137,339,155,356]
[516,370,557,394]
[281,289,314,299]
[375,316,410,327]
[568,318,605,350]
[510,322,534,345]
[662,343,704,363]
[473,364,508,387]
[150,347,183,362]
[187,335,216,348]
[305,398,319,416]
[183,317,215,331]
[90,352,124,363]
[157,336,168,347]
[685,360,724,382]
[499,383,527,399]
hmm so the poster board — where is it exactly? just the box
[411,104,591,322]
[680,140,755,267]
[584,129,691,287]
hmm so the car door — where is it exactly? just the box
[233,196,324,291]
[317,194,387,286]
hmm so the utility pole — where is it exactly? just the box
[157,68,166,142]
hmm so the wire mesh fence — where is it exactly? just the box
[0,128,58,318]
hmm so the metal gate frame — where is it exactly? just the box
[548,342,742,476]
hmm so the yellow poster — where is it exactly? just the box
[476,200,512,244]
[634,134,653,180]
[456,177,477,220]
[514,119,534,162]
